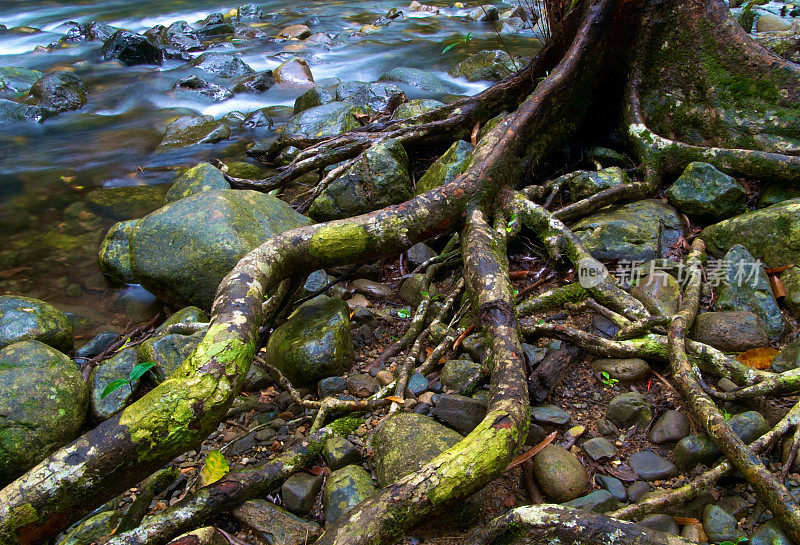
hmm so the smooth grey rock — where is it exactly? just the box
[281,472,323,514]
[629,450,678,480]
[432,394,486,433]
[649,410,690,444]
[531,445,588,502]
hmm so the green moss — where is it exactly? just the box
[7,502,37,531]
[328,416,363,437]
[309,223,368,261]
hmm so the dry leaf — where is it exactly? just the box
[673,517,700,525]
[737,346,779,370]
[506,431,557,470]
[771,275,787,298]
[199,450,229,487]
[471,122,480,146]
[386,396,404,404]
[0,267,30,279]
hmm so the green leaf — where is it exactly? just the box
[441,42,459,54]
[199,450,229,487]
[396,308,410,318]
[100,379,129,400]
[128,361,156,382]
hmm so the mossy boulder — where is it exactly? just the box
[97,219,137,285]
[283,102,368,139]
[415,140,473,195]
[323,465,376,523]
[85,185,169,220]
[264,295,353,386]
[691,310,769,352]
[781,267,800,319]
[157,115,231,149]
[449,50,519,81]
[29,71,87,117]
[701,197,800,268]
[392,98,444,119]
[138,331,203,383]
[0,295,73,352]
[309,139,411,220]
[90,347,141,420]
[0,98,42,121]
[531,445,588,502]
[371,412,462,487]
[293,85,334,114]
[165,162,230,203]
[631,271,682,317]
[0,67,43,96]
[567,167,631,201]
[378,67,451,94]
[771,336,800,373]
[0,340,88,485]
[665,162,747,220]
[99,189,312,308]
[572,199,685,262]
[56,510,123,545]
[335,81,405,112]
[757,184,800,208]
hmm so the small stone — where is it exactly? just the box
[418,391,436,405]
[649,410,690,444]
[771,336,800,373]
[432,394,486,433]
[347,373,378,398]
[596,419,621,437]
[675,411,769,469]
[530,404,571,426]
[590,358,651,383]
[323,465,376,523]
[638,514,680,535]
[606,392,652,428]
[702,504,742,543]
[582,437,617,461]
[692,310,769,352]
[531,445,588,502]
[751,520,793,545]
[406,243,437,267]
[273,58,314,85]
[376,370,395,386]
[281,472,323,514]
[756,13,792,32]
[323,435,361,470]
[631,272,682,317]
[561,490,618,512]
[681,522,707,542]
[406,372,428,396]
[277,24,311,39]
[595,475,626,501]
[627,480,652,502]
[629,451,678,481]
[440,359,482,392]
[318,376,347,397]
[351,279,393,300]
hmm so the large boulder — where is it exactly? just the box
[691,311,769,352]
[264,296,353,386]
[334,81,405,112]
[567,167,631,201]
[571,199,685,262]
[309,139,412,220]
[282,102,368,139]
[378,67,451,94]
[188,53,254,78]
[165,162,230,203]
[415,140,473,195]
[0,340,88,485]
[98,189,312,308]
[0,295,73,352]
[101,30,163,65]
[97,219,137,285]
[157,115,230,149]
[701,197,800,268]
[665,162,746,220]
[371,412,462,487]
[29,71,87,116]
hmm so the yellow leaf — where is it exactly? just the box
[386,396,404,404]
[199,450,229,487]
[737,347,779,370]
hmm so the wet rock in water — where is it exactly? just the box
[56,510,123,545]
[432,394,486,433]
[378,67,451,94]
[281,472,323,514]
[188,52,254,78]
[649,410,690,444]
[590,358,651,383]
[0,67,43,95]
[628,450,677,480]
[273,58,314,85]
[631,272,682,317]
[323,465,376,523]
[0,340,88,485]
[665,162,746,220]
[138,332,202,383]
[157,115,231,149]
[97,219,137,285]
[581,437,617,461]
[165,162,230,203]
[441,359,482,392]
[691,310,769,352]
[231,71,275,94]
[335,81,405,112]
[701,197,800,268]
[265,296,353,386]
[466,5,499,21]
[75,331,119,359]
[99,189,312,308]
[531,445,588,502]
[0,98,42,121]
[346,373,377,398]
[675,411,769,469]
[606,392,652,428]
[392,98,444,119]
[102,30,163,65]
[756,13,792,32]
[751,520,793,545]
[561,490,618,512]
[351,279,393,300]
[173,74,233,102]
[233,499,321,544]
[572,199,685,262]
[85,185,168,220]
[771,336,800,373]
[449,50,519,81]
[283,102,368,138]
[236,4,263,21]
[323,435,361,470]
[90,347,141,420]
[309,139,411,220]
[702,504,742,543]
[530,404,572,426]
[158,21,203,52]
[596,474,627,501]
[0,295,73,352]
[715,244,785,340]
[196,15,235,40]
[415,140,474,195]
[277,24,312,40]
[566,167,631,201]
[638,514,680,535]
[29,71,87,116]
[371,412,462,486]
[293,86,334,114]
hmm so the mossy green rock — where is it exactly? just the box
[0,98,42,121]
[102,189,312,308]
[631,272,682,317]
[85,185,169,220]
[448,50,518,81]
[157,306,209,332]
[715,244,784,339]
[757,184,800,208]
[265,295,353,386]
[323,465,376,523]
[771,336,800,373]
[165,162,230,203]
[138,332,203,383]
[0,67,43,95]
[703,504,742,543]
[701,197,800,268]
[335,81,405,112]
[781,267,800,319]
[392,98,444,119]
[97,219,137,285]
[0,295,73,352]
[441,359,482,392]
[415,140,473,195]
[567,167,631,201]
[309,139,411,220]
[29,71,87,116]
[751,521,793,545]
[606,392,652,427]
[531,445,588,502]
[157,115,231,149]
[665,162,747,220]
[56,510,123,545]
[90,347,141,420]
[293,85,334,114]
[283,102,368,139]
[675,411,769,469]
[0,340,88,485]
[572,199,685,262]
[371,412,462,487]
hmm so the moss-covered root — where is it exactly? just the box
[710,367,800,400]
[107,429,333,545]
[164,527,229,545]
[516,282,588,317]
[471,504,692,545]
[503,189,648,321]
[668,240,800,542]
[315,208,530,545]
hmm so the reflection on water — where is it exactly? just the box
[0,0,541,338]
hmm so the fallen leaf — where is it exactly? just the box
[0,267,30,279]
[506,431,557,471]
[673,517,700,525]
[771,275,787,298]
[471,122,480,146]
[199,450,229,487]
[386,396,404,404]
[606,465,638,482]
[737,346,779,370]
